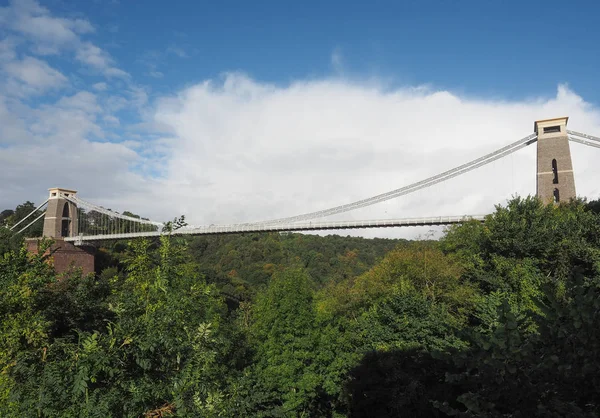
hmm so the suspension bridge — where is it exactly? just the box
[8,118,600,248]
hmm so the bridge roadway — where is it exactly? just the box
[65,215,486,245]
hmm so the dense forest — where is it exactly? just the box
[1,196,600,417]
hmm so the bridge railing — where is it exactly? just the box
[65,215,487,244]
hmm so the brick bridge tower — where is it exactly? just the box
[535,117,576,204]
[26,188,95,275]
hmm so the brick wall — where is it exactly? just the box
[25,238,95,275]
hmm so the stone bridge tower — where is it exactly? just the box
[42,188,79,238]
[535,117,576,204]
[26,187,95,275]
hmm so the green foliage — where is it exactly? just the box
[1,201,44,237]
[0,227,23,256]
[0,209,14,225]
[344,349,459,417]
[0,239,56,414]
[2,195,600,416]
[433,274,600,417]
[443,196,600,321]
[227,267,323,416]
[0,235,236,417]
[359,290,467,353]
[588,197,600,215]
[187,232,402,301]
[318,242,475,320]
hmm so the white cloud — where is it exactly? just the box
[55,91,100,113]
[104,67,130,78]
[16,15,93,50]
[75,42,129,78]
[104,95,129,112]
[140,75,600,238]
[0,0,598,241]
[4,56,68,94]
[92,82,108,91]
[75,42,108,68]
[0,2,162,220]
[0,141,144,205]
[0,85,145,207]
[2,70,600,239]
[0,96,30,144]
[6,0,94,55]
[26,91,103,142]
[1,0,126,79]
[0,38,18,62]
[127,85,148,107]
[104,114,120,125]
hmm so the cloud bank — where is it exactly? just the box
[1,1,600,239]
[144,76,600,237]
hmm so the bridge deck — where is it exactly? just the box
[65,215,486,244]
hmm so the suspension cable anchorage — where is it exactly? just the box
[244,133,537,225]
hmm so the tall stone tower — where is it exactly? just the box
[535,117,576,204]
[42,188,79,238]
[28,187,94,275]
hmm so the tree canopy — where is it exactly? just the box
[1,195,600,416]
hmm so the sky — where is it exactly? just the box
[1,0,600,238]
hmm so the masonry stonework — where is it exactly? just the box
[535,117,577,205]
[25,238,95,276]
[42,188,79,238]
[29,187,96,275]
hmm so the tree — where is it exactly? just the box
[319,243,475,320]
[0,209,14,226]
[344,349,459,418]
[0,240,56,415]
[2,202,44,237]
[435,274,600,417]
[227,267,324,416]
[442,196,600,323]
[2,193,600,416]
[359,290,467,353]
[1,235,237,417]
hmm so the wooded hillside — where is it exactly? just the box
[1,196,600,417]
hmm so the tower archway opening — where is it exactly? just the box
[552,159,559,184]
[61,202,70,237]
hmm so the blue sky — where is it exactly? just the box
[2,0,600,235]
[56,0,600,102]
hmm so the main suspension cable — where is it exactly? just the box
[61,194,164,227]
[16,211,46,235]
[567,130,600,143]
[9,199,49,231]
[568,135,600,150]
[247,133,538,225]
